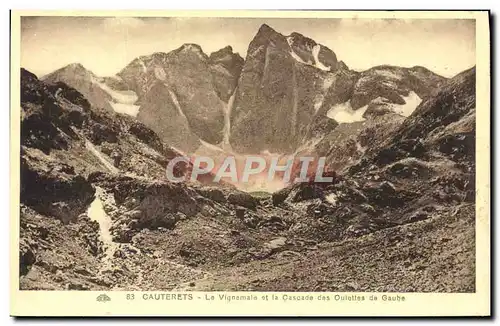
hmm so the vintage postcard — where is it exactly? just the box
[10,10,490,317]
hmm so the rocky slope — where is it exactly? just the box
[42,63,140,116]
[19,64,475,292]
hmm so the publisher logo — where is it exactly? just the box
[96,293,111,303]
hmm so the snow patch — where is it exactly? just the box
[97,82,138,104]
[327,101,369,123]
[313,94,325,113]
[391,91,422,117]
[109,102,140,116]
[311,45,331,71]
[286,37,331,72]
[91,77,140,117]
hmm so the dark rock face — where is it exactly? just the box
[363,98,394,118]
[305,114,339,139]
[230,24,350,154]
[208,46,244,102]
[21,155,95,223]
[21,69,89,154]
[396,67,475,142]
[288,32,338,70]
[272,187,292,206]
[82,173,207,246]
[87,122,119,145]
[229,25,296,153]
[19,240,36,276]
[42,46,244,153]
[351,67,475,176]
[20,67,194,195]
[315,66,359,117]
[291,184,324,202]
[127,121,164,152]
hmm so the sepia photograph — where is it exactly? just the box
[10,10,491,317]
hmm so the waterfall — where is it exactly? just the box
[221,89,237,150]
[291,66,299,136]
[86,187,119,267]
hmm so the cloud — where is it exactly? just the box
[101,17,146,31]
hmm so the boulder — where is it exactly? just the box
[235,207,246,219]
[291,184,324,202]
[265,237,288,253]
[19,241,36,276]
[227,192,259,210]
[272,187,291,206]
[196,187,226,203]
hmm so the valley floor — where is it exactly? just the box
[19,200,475,292]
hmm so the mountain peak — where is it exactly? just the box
[43,62,95,82]
[179,43,203,53]
[176,43,208,61]
[209,45,243,64]
[210,45,233,57]
[258,23,277,35]
[250,23,288,49]
[61,62,89,73]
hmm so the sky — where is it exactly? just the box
[21,17,476,78]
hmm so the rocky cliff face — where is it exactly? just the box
[117,45,243,149]
[229,25,354,153]
[208,46,244,102]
